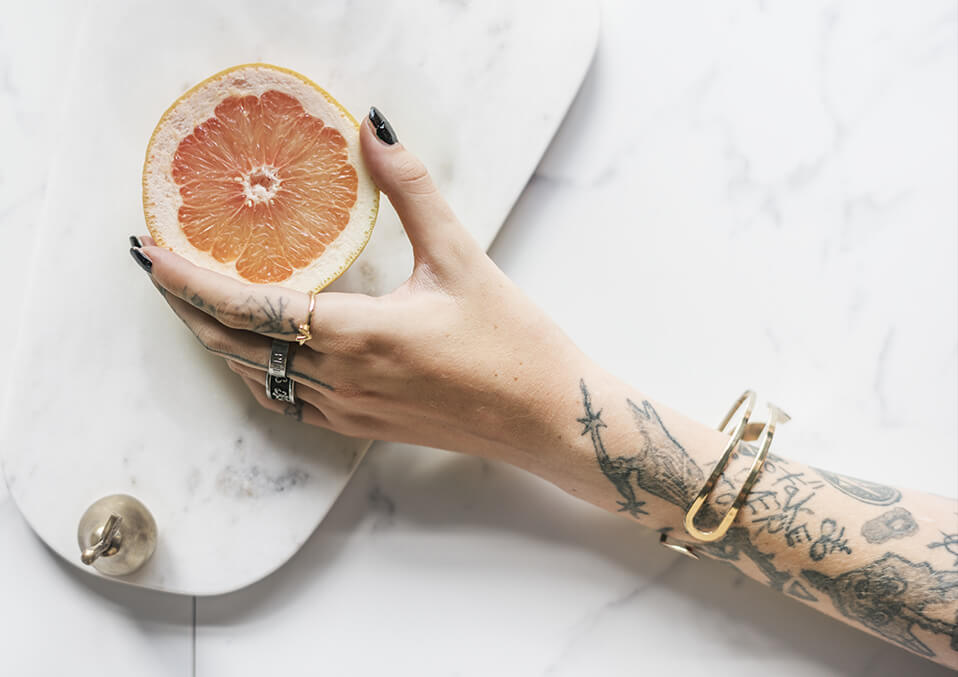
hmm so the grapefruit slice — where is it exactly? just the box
[143,63,378,292]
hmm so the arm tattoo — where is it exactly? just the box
[815,468,902,505]
[575,380,956,658]
[626,397,704,509]
[578,380,647,516]
[803,555,958,657]
[698,526,791,592]
[862,507,919,544]
[929,532,958,567]
[578,380,710,517]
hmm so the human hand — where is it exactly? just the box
[132,109,589,467]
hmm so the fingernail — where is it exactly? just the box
[369,106,398,145]
[129,235,143,248]
[130,247,152,274]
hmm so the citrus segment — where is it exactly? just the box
[143,64,378,292]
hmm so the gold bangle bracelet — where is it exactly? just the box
[683,393,790,542]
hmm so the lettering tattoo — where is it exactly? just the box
[578,380,842,587]
[803,554,958,657]
[752,484,815,544]
[717,460,853,563]
[862,508,919,545]
[809,518,852,562]
[815,468,902,505]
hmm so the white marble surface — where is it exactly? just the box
[0,0,598,594]
[1,0,956,675]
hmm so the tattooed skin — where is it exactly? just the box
[578,381,707,516]
[815,468,902,506]
[626,398,705,509]
[578,380,647,516]
[182,285,300,337]
[577,379,958,661]
[167,286,335,391]
[715,453,853,563]
[697,526,791,592]
[862,508,919,545]
[929,532,958,567]
[803,555,958,657]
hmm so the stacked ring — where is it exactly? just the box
[296,292,316,345]
[266,339,296,403]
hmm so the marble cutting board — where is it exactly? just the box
[0,0,598,594]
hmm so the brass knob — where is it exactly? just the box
[77,494,157,576]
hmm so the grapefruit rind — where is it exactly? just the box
[142,63,379,293]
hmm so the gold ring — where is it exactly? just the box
[296,292,316,346]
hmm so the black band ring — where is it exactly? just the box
[266,374,296,403]
[266,339,295,403]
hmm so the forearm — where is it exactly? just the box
[510,363,958,668]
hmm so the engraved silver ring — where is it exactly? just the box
[266,339,295,404]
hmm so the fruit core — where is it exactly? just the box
[242,166,281,206]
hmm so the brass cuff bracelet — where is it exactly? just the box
[661,391,790,558]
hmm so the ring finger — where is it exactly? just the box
[238,375,331,427]
[227,359,333,408]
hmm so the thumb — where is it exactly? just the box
[360,107,469,264]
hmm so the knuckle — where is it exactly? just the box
[392,157,434,195]
[332,382,364,400]
[333,412,377,438]
[213,300,250,329]
[339,328,387,357]
[195,323,230,355]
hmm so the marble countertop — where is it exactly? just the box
[1,0,955,675]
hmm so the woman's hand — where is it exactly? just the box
[133,111,589,468]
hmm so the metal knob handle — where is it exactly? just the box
[77,494,157,576]
[80,513,123,565]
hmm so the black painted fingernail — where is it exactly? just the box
[129,235,143,248]
[369,106,398,145]
[130,247,152,274]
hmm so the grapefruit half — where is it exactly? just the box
[143,63,378,292]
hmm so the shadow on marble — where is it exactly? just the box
[41,529,193,622]
[0,492,192,675]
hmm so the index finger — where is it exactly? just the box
[140,244,367,349]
